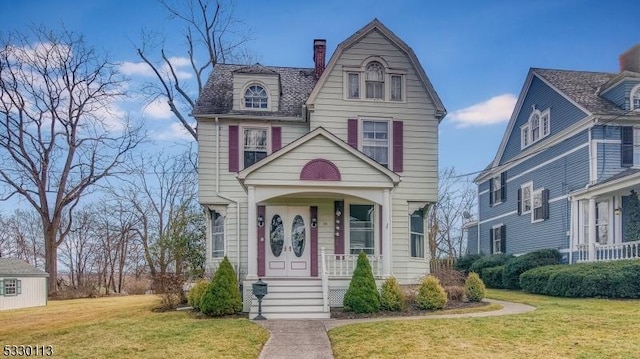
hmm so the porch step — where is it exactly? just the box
[248,278,330,320]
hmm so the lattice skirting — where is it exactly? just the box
[242,284,254,312]
[329,288,348,307]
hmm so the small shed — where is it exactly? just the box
[0,258,48,311]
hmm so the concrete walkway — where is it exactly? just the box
[256,299,535,359]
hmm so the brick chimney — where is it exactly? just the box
[313,39,326,80]
[619,44,640,73]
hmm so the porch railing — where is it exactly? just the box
[576,241,640,262]
[322,251,383,278]
[320,247,329,312]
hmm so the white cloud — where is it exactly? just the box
[449,94,517,128]
[119,56,192,80]
[152,122,195,142]
[119,61,154,77]
[143,99,173,120]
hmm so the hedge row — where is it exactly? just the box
[469,253,513,276]
[520,260,640,298]
[481,266,505,289]
[502,249,562,289]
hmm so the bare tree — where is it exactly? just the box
[428,167,477,258]
[136,0,251,140]
[0,27,143,294]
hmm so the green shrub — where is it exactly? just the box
[464,272,486,302]
[200,256,242,316]
[187,279,210,311]
[520,260,640,298]
[469,253,513,277]
[481,265,505,289]
[455,253,484,274]
[417,275,447,310]
[380,276,406,311]
[343,252,380,313]
[502,249,562,289]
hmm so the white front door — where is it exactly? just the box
[265,206,311,277]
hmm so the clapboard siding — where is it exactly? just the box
[0,277,47,311]
[601,80,640,110]
[500,76,589,165]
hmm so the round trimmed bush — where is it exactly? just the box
[417,275,447,310]
[380,276,406,311]
[502,249,562,289]
[200,256,242,316]
[188,279,210,311]
[465,272,486,302]
[343,251,380,313]
[469,253,513,277]
[481,265,505,288]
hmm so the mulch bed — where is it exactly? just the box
[330,300,489,319]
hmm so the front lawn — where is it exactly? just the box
[329,289,640,359]
[0,295,268,359]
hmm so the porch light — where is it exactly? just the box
[615,207,622,215]
[335,209,342,217]
[311,217,317,228]
[257,215,264,227]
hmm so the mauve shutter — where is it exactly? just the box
[347,119,358,148]
[500,172,507,202]
[542,189,550,220]
[489,228,494,254]
[517,188,522,215]
[310,206,318,277]
[271,127,282,152]
[393,121,403,172]
[228,125,239,172]
[501,225,507,253]
[489,178,494,206]
[621,126,634,167]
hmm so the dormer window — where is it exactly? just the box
[244,84,268,109]
[521,107,550,149]
[631,84,640,111]
[365,62,384,99]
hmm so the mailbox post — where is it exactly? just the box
[252,278,268,320]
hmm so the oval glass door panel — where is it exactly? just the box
[291,215,305,258]
[270,215,284,257]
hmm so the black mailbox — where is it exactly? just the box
[252,278,268,297]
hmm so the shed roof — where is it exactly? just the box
[0,258,49,277]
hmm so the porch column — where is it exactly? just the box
[247,186,258,279]
[570,199,578,263]
[382,189,392,277]
[588,198,596,261]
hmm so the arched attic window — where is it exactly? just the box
[365,62,384,99]
[631,84,640,111]
[244,84,268,109]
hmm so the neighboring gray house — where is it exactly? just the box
[0,258,48,311]
[194,19,446,318]
[469,45,640,263]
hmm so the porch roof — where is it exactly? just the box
[570,169,640,200]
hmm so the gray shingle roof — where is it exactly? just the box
[0,258,48,277]
[193,63,317,117]
[532,68,625,115]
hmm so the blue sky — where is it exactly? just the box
[2,0,639,181]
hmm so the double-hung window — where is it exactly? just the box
[410,208,425,258]
[532,188,550,222]
[1,279,21,296]
[347,73,360,99]
[365,62,384,99]
[362,120,389,167]
[520,183,532,214]
[243,128,268,168]
[390,75,402,101]
[491,225,505,254]
[211,210,224,258]
[521,108,551,149]
[349,204,375,255]
[490,172,506,206]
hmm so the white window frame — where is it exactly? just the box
[409,208,425,258]
[532,188,544,223]
[492,224,503,254]
[390,74,403,101]
[211,210,225,258]
[365,61,385,100]
[630,83,640,111]
[595,200,609,245]
[491,174,503,205]
[242,126,269,169]
[521,108,551,149]
[243,83,269,110]
[347,72,360,99]
[521,182,533,214]
[347,202,377,256]
[360,118,391,168]
[3,279,18,296]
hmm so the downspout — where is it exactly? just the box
[214,117,242,282]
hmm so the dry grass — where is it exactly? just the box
[0,295,268,359]
[329,289,640,359]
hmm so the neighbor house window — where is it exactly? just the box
[491,225,505,254]
[410,208,425,258]
[490,172,506,206]
[631,84,640,111]
[521,108,550,149]
[211,210,224,258]
[390,75,402,101]
[532,188,549,222]
[365,62,384,99]
[596,200,609,244]
[348,72,360,99]
[1,279,20,296]
[362,120,389,167]
[244,84,268,109]
[519,183,532,214]
[243,128,268,168]
[349,204,375,255]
